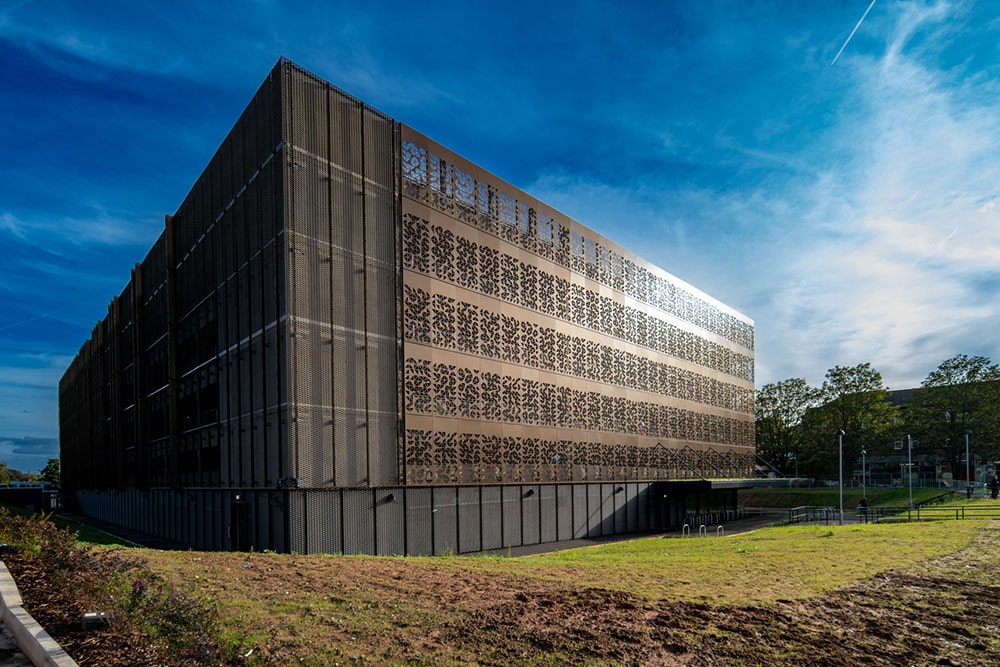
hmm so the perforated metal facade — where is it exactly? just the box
[60,58,753,555]
[399,129,755,486]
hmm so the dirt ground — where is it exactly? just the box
[5,523,1000,666]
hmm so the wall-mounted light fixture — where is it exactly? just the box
[523,488,535,498]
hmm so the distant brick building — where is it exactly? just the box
[60,59,755,554]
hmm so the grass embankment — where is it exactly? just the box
[4,503,999,665]
[1,503,131,546]
[428,520,984,605]
[142,519,994,665]
[0,506,232,664]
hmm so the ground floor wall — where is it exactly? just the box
[70,482,739,555]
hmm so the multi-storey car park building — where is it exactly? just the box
[59,59,756,555]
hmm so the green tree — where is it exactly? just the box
[905,354,1000,485]
[801,363,899,480]
[40,458,61,489]
[0,461,9,485]
[755,378,820,476]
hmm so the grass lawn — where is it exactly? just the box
[430,519,987,605]
[0,503,131,546]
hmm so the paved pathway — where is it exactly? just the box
[0,624,30,667]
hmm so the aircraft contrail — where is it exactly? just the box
[831,0,877,65]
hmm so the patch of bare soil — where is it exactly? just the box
[6,524,1000,665]
[2,551,170,666]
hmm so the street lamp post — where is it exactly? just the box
[838,430,845,525]
[907,434,915,507]
[965,430,972,499]
[861,449,867,499]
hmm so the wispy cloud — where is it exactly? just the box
[0,436,58,472]
[0,208,160,247]
[754,1,1000,387]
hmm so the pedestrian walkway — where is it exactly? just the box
[0,624,31,667]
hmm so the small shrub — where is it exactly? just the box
[0,507,229,664]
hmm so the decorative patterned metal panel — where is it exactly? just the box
[400,126,755,486]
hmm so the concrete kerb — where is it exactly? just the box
[0,560,77,667]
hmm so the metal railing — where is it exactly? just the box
[786,506,839,525]
[879,505,1000,522]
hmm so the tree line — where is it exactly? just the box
[756,354,1000,481]
[0,458,60,488]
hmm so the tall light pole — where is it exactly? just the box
[965,430,972,499]
[838,429,845,525]
[861,449,867,499]
[907,433,915,507]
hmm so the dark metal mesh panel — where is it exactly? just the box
[291,319,329,488]
[637,485,651,532]
[333,326,368,487]
[539,485,557,544]
[501,486,522,548]
[251,491,268,551]
[210,492,224,551]
[286,490,306,554]
[304,490,340,554]
[239,414,252,485]
[249,353,267,489]
[626,484,639,533]
[589,485,604,537]
[405,488,432,555]
[269,492,287,554]
[329,99,363,255]
[374,489,405,555]
[343,489,373,555]
[458,487,481,554]
[522,485,540,546]
[368,412,398,486]
[291,154,330,245]
[613,485,627,534]
[265,406,282,486]
[480,486,502,551]
[572,486,588,539]
[432,487,458,555]
[248,255,262,337]
[220,417,234,487]
[279,61,400,492]
[556,485,573,541]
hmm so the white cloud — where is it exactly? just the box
[0,208,159,247]
[753,1,1000,389]
[527,2,1000,393]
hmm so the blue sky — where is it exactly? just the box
[2,0,999,473]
